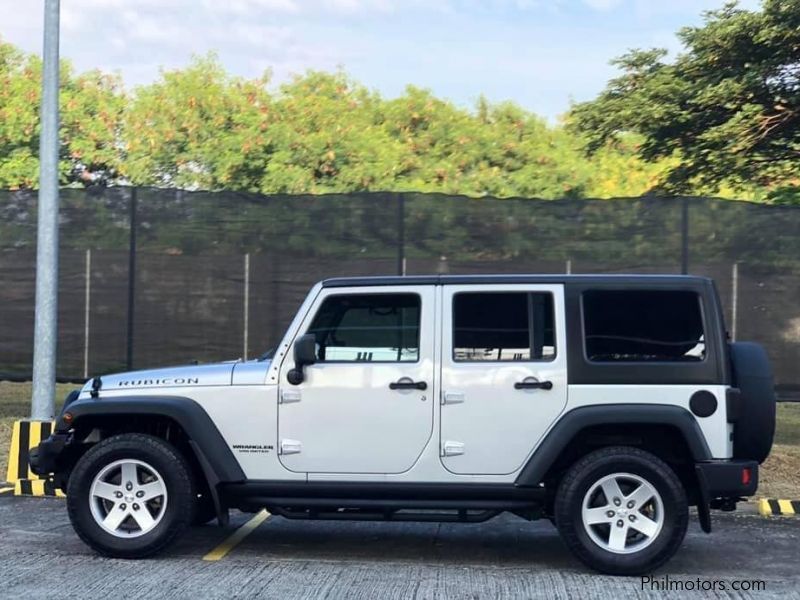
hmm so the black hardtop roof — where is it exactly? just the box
[322,274,713,288]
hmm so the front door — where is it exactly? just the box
[278,286,435,474]
[440,284,568,475]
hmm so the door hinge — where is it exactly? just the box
[441,391,465,405]
[280,389,301,404]
[279,439,302,455]
[441,440,465,457]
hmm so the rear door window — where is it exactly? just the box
[453,292,556,361]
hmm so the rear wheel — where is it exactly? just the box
[67,433,195,558]
[554,446,688,575]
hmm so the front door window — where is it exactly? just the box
[307,293,420,363]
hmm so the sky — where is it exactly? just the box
[0,0,761,121]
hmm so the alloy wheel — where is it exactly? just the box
[88,459,168,538]
[581,472,664,554]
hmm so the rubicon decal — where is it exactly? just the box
[117,377,200,386]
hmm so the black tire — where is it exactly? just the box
[66,433,195,558]
[730,342,776,463]
[554,446,688,576]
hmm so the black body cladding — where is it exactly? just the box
[514,404,712,487]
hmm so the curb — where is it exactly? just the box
[14,479,65,498]
[758,499,800,516]
[5,420,63,497]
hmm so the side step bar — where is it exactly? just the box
[223,481,547,501]
[258,497,538,511]
[223,482,548,524]
[269,506,504,523]
[237,498,543,523]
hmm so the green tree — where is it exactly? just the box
[122,54,273,190]
[569,0,800,201]
[2,37,771,202]
[582,134,677,198]
[262,71,404,193]
[381,89,599,198]
[0,40,123,188]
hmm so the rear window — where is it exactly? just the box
[582,290,705,362]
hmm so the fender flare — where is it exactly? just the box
[60,395,246,484]
[514,404,712,487]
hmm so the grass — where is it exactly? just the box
[758,403,800,498]
[0,382,798,497]
[774,402,800,446]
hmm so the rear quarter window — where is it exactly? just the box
[582,290,705,363]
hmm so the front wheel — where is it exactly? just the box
[67,433,195,558]
[554,446,688,575]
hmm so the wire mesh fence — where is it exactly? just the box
[1,188,798,397]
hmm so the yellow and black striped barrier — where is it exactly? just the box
[5,420,64,498]
[758,499,799,516]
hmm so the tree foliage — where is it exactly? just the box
[1,11,792,202]
[0,41,123,188]
[570,0,800,202]
[0,39,679,199]
[123,56,273,190]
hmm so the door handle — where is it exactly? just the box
[389,380,427,391]
[514,379,553,390]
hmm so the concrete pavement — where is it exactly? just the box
[0,494,797,599]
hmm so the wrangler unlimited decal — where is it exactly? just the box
[232,444,274,454]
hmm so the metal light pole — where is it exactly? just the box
[30,0,61,420]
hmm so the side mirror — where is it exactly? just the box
[287,334,317,385]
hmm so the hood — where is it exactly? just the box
[83,359,272,393]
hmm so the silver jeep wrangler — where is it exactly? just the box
[32,274,776,575]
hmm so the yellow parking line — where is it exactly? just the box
[0,487,13,495]
[202,509,270,562]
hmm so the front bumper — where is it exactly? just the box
[29,432,71,477]
[696,459,758,499]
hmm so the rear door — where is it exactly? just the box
[277,286,435,474]
[439,284,568,475]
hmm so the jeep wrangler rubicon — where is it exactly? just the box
[31,275,775,575]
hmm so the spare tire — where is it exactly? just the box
[729,342,776,464]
